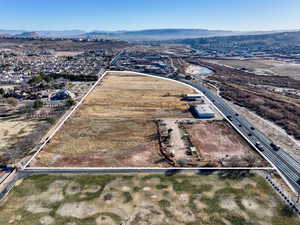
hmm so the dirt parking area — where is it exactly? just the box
[1,172,299,225]
[33,72,196,167]
[185,120,268,167]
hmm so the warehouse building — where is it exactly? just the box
[193,104,215,119]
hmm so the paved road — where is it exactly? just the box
[16,63,300,195]
[108,51,300,194]
[22,168,197,174]
[110,50,125,66]
[179,78,300,194]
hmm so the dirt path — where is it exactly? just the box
[163,119,186,160]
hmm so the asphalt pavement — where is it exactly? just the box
[107,53,300,194]
[179,78,300,194]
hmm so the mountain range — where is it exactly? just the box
[0,28,299,41]
[178,31,300,55]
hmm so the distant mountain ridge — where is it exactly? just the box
[85,29,237,40]
[178,31,300,55]
[0,29,86,37]
[14,32,40,38]
[0,28,299,41]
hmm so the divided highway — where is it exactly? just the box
[111,51,300,194]
[181,79,300,194]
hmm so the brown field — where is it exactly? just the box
[54,51,83,57]
[33,119,167,167]
[185,120,269,167]
[75,72,196,119]
[33,72,196,167]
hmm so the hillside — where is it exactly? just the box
[1,28,298,41]
[14,32,41,38]
[85,29,237,41]
[180,31,300,55]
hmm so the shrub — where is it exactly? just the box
[33,99,43,109]
[159,199,171,208]
[123,192,133,203]
[66,98,76,107]
[45,117,56,124]
[0,88,5,96]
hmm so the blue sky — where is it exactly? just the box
[0,0,299,31]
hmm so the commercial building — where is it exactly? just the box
[193,104,215,119]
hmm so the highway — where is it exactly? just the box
[179,79,300,194]
[111,54,300,194]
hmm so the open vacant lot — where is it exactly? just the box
[1,172,299,225]
[204,58,300,80]
[33,72,196,167]
[184,120,268,167]
[34,119,165,167]
[0,102,50,165]
[75,72,195,119]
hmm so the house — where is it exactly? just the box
[50,89,75,101]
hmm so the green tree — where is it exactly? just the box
[33,99,43,109]
[0,88,5,96]
[28,74,52,84]
[65,98,75,107]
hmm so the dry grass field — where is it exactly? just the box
[75,72,196,119]
[54,51,83,57]
[0,102,50,165]
[1,173,299,225]
[33,72,196,167]
[33,119,165,167]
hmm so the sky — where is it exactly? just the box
[0,0,299,31]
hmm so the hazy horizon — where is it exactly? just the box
[1,28,300,33]
[0,0,300,31]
